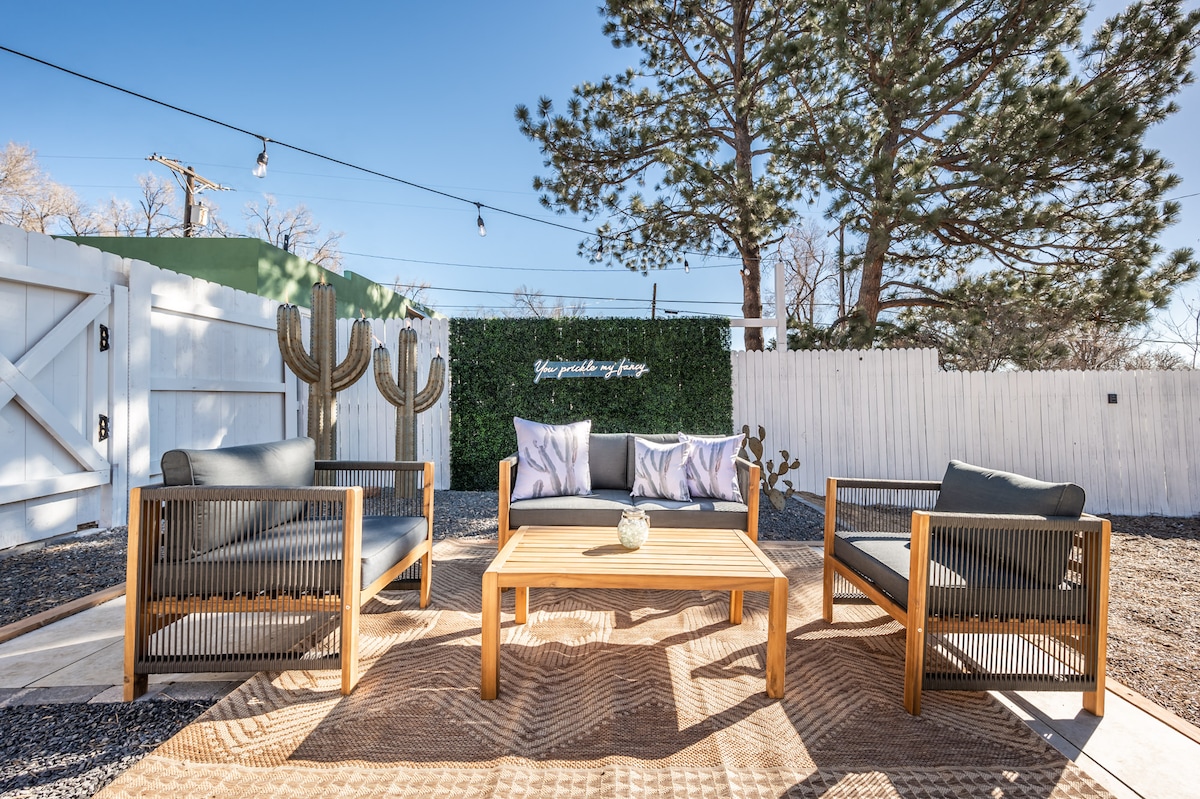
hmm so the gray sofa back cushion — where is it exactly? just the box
[160,437,316,556]
[626,433,679,491]
[589,433,630,490]
[934,460,1085,517]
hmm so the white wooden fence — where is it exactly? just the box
[1,226,449,548]
[310,317,451,473]
[733,348,1200,516]
[6,223,1200,546]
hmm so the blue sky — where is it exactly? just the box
[2,1,1197,343]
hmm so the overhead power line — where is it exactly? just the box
[422,285,742,306]
[345,251,740,273]
[0,43,715,257]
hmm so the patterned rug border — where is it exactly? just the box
[98,538,1114,799]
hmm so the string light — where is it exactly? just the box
[684,258,690,273]
[253,138,269,178]
[0,44,720,263]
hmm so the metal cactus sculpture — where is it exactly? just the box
[277,282,372,460]
[741,424,801,510]
[374,320,446,459]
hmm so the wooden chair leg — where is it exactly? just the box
[821,559,834,623]
[904,512,931,715]
[124,671,148,702]
[419,546,432,609]
[903,626,924,716]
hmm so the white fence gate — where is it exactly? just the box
[1,226,450,548]
[0,228,122,548]
[732,348,1200,516]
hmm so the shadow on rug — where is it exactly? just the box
[98,540,1111,798]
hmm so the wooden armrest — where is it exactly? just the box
[137,485,356,501]
[316,460,430,472]
[831,477,943,492]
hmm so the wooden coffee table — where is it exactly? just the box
[481,525,788,699]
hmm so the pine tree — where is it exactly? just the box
[779,0,1200,345]
[516,0,811,350]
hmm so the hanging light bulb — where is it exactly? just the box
[475,203,487,237]
[253,138,269,178]
[596,237,604,257]
[683,258,690,273]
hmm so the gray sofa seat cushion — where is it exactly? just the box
[934,460,1085,586]
[160,437,317,556]
[631,496,750,529]
[509,489,635,529]
[833,529,1086,620]
[156,514,427,597]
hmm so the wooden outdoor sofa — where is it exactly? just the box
[123,437,433,700]
[499,432,761,548]
[823,460,1111,715]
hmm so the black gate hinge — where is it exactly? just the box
[98,414,110,441]
[99,324,110,352]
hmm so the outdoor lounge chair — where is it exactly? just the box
[823,460,1111,715]
[123,437,433,700]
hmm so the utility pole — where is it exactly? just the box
[651,282,657,320]
[837,222,846,319]
[147,155,230,237]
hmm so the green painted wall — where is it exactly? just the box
[61,236,436,319]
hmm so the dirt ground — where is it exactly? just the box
[1102,514,1200,728]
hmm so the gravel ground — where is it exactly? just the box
[0,491,1194,797]
[0,702,209,798]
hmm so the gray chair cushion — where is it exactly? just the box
[833,529,1086,620]
[934,460,1085,516]
[161,437,316,487]
[156,514,427,597]
[160,438,317,556]
[589,433,630,490]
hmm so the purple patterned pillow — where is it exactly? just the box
[679,433,744,502]
[630,438,691,501]
[512,418,592,501]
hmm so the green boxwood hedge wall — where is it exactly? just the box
[449,317,732,490]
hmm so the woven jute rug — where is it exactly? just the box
[99,539,1112,798]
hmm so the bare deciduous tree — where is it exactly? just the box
[508,285,586,318]
[134,173,179,237]
[771,219,849,327]
[1156,300,1200,369]
[244,195,344,273]
[392,277,433,308]
[0,142,81,233]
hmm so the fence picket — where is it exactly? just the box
[731,349,1200,515]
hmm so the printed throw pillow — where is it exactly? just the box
[630,437,691,501]
[511,418,592,501]
[679,433,744,502]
